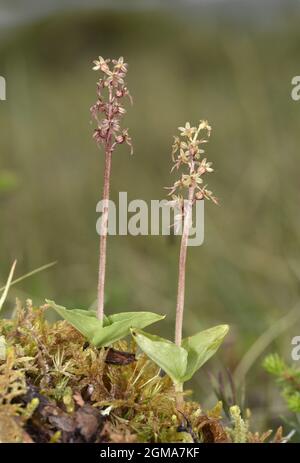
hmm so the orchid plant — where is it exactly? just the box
[47,57,164,346]
[131,121,229,402]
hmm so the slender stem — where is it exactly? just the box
[174,126,200,346]
[175,185,195,347]
[97,149,112,322]
[97,85,113,322]
[175,382,184,410]
[174,165,196,410]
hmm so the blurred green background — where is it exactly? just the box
[1,0,300,432]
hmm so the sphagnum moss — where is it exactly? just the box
[0,302,285,443]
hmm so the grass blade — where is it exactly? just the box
[0,260,17,312]
[0,260,57,292]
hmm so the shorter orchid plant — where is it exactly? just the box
[132,121,229,401]
[46,57,164,346]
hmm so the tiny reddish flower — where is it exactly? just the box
[91,56,133,155]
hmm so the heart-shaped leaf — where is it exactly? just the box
[91,312,166,347]
[131,329,187,384]
[46,300,165,347]
[131,325,229,385]
[46,300,104,339]
[182,324,229,382]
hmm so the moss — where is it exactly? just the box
[0,301,282,443]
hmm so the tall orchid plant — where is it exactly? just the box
[46,57,164,345]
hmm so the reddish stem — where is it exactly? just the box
[97,85,113,322]
[175,184,195,346]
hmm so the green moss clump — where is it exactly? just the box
[0,301,283,443]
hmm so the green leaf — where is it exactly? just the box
[46,300,164,347]
[131,329,187,384]
[92,312,165,346]
[182,324,229,382]
[46,300,103,340]
[132,325,229,385]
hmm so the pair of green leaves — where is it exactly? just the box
[46,300,164,347]
[46,301,228,385]
[131,325,229,385]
